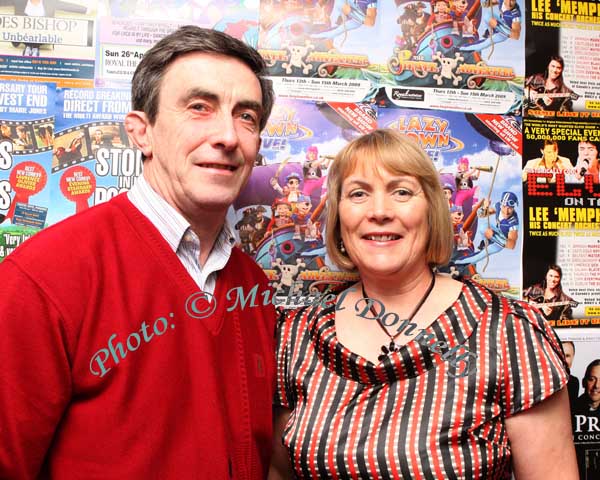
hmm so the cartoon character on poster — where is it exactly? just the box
[233,100,368,300]
[378,107,522,296]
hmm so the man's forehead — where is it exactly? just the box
[157,52,262,109]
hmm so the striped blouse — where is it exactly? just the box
[274,281,568,479]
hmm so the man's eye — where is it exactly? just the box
[240,112,258,124]
[191,103,208,112]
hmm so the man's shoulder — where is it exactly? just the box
[523,158,542,169]
[558,155,574,168]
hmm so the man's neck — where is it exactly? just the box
[189,215,226,267]
[141,171,228,267]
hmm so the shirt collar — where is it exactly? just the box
[128,174,235,255]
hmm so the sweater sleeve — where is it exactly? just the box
[499,300,568,418]
[0,259,73,479]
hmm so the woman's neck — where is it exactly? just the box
[359,266,433,316]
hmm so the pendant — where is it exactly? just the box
[377,341,401,362]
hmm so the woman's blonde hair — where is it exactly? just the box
[326,129,453,271]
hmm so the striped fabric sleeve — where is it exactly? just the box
[500,300,569,418]
[273,308,293,409]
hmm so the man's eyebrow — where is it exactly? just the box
[179,89,263,116]
[236,100,263,118]
[179,88,218,105]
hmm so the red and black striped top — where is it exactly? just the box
[274,281,568,479]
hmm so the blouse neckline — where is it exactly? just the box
[306,281,491,384]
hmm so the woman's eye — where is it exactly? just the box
[348,190,367,199]
[394,189,413,199]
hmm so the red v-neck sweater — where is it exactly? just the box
[0,194,276,479]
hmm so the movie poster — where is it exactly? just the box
[0,1,97,88]
[48,87,138,225]
[558,330,600,479]
[378,103,523,296]
[232,98,377,301]
[95,0,260,87]
[0,80,55,262]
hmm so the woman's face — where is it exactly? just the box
[338,165,430,278]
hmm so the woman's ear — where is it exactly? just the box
[124,111,153,159]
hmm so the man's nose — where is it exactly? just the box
[211,112,240,151]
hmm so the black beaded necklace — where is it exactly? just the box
[361,272,436,362]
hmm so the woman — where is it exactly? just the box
[269,130,578,479]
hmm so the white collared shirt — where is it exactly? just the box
[25,1,45,16]
[128,175,235,294]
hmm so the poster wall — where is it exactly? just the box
[0,3,597,474]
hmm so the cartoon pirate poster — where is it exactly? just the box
[233,98,376,301]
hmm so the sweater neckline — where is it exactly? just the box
[306,281,491,384]
[110,193,239,334]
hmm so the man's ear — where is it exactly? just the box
[124,111,153,159]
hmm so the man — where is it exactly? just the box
[573,140,599,184]
[90,127,114,154]
[522,139,574,183]
[13,125,33,150]
[453,191,519,267]
[524,55,576,112]
[0,123,12,141]
[562,341,580,407]
[0,26,276,478]
[523,264,575,321]
[572,360,600,477]
[460,0,521,52]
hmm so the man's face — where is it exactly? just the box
[141,52,263,218]
[548,60,563,81]
[563,343,574,369]
[17,129,26,139]
[501,205,515,217]
[94,130,103,142]
[585,365,600,407]
[443,188,452,200]
[542,145,558,163]
[578,142,598,163]
[545,268,561,290]
[1,125,10,137]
